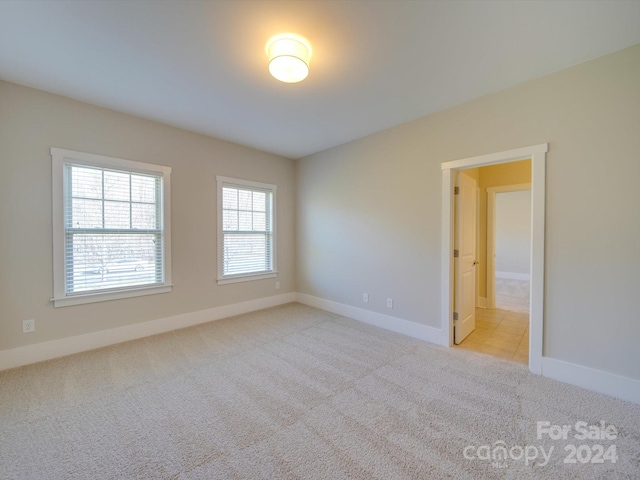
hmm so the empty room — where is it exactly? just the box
[1,1,639,478]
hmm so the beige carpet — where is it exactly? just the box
[1,303,639,479]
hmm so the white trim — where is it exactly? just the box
[441,167,455,346]
[541,357,640,405]
[4,293,638,404]
[441,144,547,376]
[0,293,296,371]
[441,143,548,171]
[529,148,546,375]
[50,147,172,307]
[216,175,277,285]
[50,147,172,177]
[51,284,172,307]
[296,293,442,345]
[495,271,531,281]
[475,185,481,309]
[216,175,278,192]
[217,272,278,285]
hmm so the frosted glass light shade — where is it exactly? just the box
[266,34,312,83]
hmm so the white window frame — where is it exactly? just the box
[51,147,172,307]
[216,176,277,285]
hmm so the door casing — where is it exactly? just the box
[440,143,547,375]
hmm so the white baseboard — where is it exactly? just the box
[541,357,640,405]
[477,296,487,308]
[295,294,640,405]
[3,291,637,406]
[496,271,531,281]
[296,293,442,345]
[0,293,296,371]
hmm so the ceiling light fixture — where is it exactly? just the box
[266,34,312,83]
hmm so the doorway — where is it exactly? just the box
[488,185,532,312]
[453,170,531,363]
[440,144,547,374]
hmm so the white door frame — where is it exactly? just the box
[441,144,547,374]
[487,183,532,310]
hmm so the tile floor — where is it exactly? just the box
[456,308,529,364]
[495,277,530,313]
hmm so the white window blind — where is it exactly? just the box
[217,177,276,283]
[65,165,164,293]
[51,148,172,307]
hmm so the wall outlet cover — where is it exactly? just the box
[22,319,35,333]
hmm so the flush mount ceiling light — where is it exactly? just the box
[265,34,312,83]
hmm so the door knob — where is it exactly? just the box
[473,261,479,266]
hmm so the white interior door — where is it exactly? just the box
[454,171,477,344]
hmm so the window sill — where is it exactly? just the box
[52,284,172,308]
[217,272,277,285]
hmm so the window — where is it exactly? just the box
[51,148,172,307]
[217,176,276,284]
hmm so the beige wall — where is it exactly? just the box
[0,81,295,351]
[475,160,531,298]
[297,44,640,379]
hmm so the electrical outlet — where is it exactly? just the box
[275,281,280,289]
[362,293,369,303]
[22,319,35,333]
[386,298,393,309]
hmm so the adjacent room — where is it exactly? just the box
[453,160,532,364]
[1,1,640,478]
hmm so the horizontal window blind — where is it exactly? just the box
[221,182,273,277]
[64,164,164,294]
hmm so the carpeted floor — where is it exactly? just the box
[1,303,638,479]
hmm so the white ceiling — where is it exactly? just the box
[1,1,640,159]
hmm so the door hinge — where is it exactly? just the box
[454,186,460,195]
[453,249,459,258]
[453,312,458,321]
